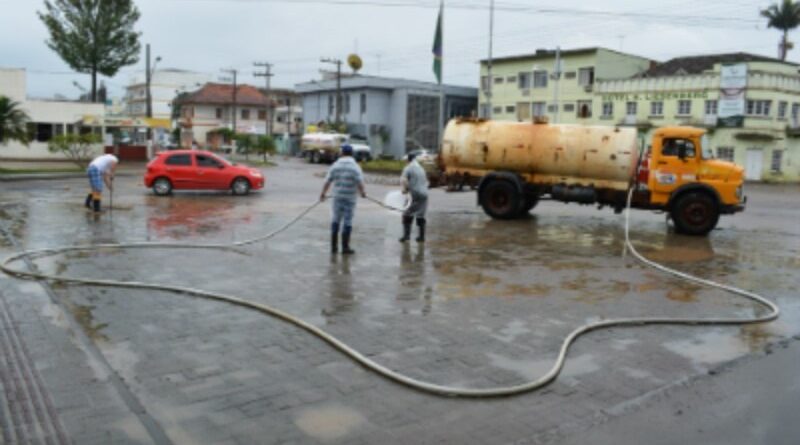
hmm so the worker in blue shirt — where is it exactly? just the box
[319,145,367,254]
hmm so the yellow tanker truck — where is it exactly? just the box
[440,119,746,236]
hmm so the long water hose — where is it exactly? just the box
[0,190,780,398]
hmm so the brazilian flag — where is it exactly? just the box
[432,1,443,84]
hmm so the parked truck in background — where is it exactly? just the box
[301,133,372,163]
[440,119,746,236]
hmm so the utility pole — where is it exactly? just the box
[145,44,161,143]
[221,68,238,134]
[486,0,495,119]
[321,57,343,126]
[254,62,274,136]
[552,47,561,124]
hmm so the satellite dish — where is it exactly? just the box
[348,54,363,73]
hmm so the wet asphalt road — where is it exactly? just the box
[1,158,799,444]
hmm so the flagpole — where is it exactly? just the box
[438,0,444,151]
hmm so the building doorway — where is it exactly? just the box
[745,148,763,181]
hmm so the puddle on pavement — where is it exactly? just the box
[493,319,531,343]
[294,404,366,441]
[665,289,697,303]
[560,353,601,378]
[486,352,553,380]
[638,235,715,263]
[663,330,752,365]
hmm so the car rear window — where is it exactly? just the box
[196,154,223,168]
[165,154,192,166]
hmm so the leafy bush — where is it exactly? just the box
[48,133,101,168]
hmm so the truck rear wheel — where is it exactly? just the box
[480,180,521,220]
[670,191,720,236]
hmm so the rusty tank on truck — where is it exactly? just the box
[439,118,747,236]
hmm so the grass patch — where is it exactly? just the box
[0,167,84,174]
[361,159,406,174]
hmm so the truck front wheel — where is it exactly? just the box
[670,191,720,236]
[480,180,521,220]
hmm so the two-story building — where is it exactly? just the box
[479,47,654,122]
[125,69,212,119]
[176,83,302,147]
[596,53,800,182]
[479,48,800,182]
[296,75,478,159]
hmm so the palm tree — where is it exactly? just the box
[762,0,800,61]
[0,96,31,145]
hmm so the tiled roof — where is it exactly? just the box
[181,83,267,106]
[642,52,799,77]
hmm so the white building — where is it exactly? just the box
[0,68,105,160]
[125,69,212,119]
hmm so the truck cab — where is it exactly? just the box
[638,127,746,235]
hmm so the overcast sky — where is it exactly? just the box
[0,0,788,100]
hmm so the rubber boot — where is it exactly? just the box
[85,193,93,209]
[415,218,426,243]
[92,199,101,213]
[341,226,355,255]
[399,216,413,242]
[331,222,339,254]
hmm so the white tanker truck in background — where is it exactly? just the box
[439,118,746,236]
[301,133,372,163]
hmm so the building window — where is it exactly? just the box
[705,100,718,116]
[27,123,55,142]
[626,101,637,116]
[241,109,250,120]
[360,93,367,114]
[771,149,783,172]
[215,108,223,119]
[578,67,594,86]
[564,71,576,79]
[344,94,351,114]
[516,102,531,121]
[479,103,491,118]
[547,104,558,113]
[258,110,266,120]
[481,76,490,91]
[778,101,788,119]
[518,72,531,89]
[602,102,613,117]
[506,76,517,83]
[492,106,502,114]
[577,100,592,118]
[563,103,575,112]
[716,147,734,162]
[505,105,515,113]
[746,100,771,116]
[650,101,664,116]
[677,100,691,116]
[533,70,548,88]
[532,102,546,117]
[494,77,504,84]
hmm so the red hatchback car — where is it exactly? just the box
[144,150,264,196]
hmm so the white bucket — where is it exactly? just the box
[383,190,410,211]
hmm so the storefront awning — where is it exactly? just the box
[82,115,172,129]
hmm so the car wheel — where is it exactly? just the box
[231,177,251,196]
[153,177,172,196]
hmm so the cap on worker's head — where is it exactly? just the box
[110,154,119,164]
[341,144,354,156]
[406,153,416,162]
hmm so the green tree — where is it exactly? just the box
[234,133,253,160]
[761,0,800,60]
[48,133,101,168]
[38,0,142,102]
[253,135,276,162]
[0,96,31,145]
